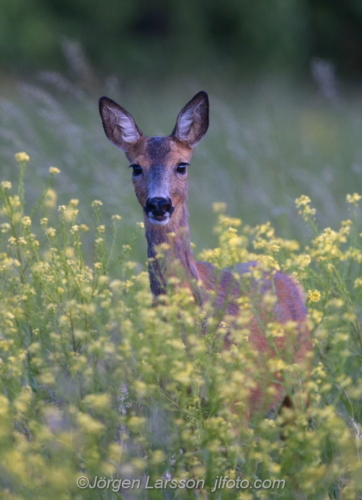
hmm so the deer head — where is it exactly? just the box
[99,91,209,228]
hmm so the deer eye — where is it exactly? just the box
[130,164,143,176]
[176,163,188,174]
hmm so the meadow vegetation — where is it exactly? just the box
[0,78,362,498]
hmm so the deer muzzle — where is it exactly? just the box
[144,197,174,226]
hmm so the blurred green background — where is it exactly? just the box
[1,0,362,262]
[2,0,362,80]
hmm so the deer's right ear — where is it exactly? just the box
[99,96,142,152]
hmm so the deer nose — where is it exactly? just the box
[145,197,173,217]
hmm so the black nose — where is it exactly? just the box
[145,197,173,217]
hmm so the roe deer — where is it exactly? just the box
[99,91,312,416]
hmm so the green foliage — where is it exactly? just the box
[0,153,361,499]
[1,0,362,78]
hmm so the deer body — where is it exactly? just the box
[99,91,311,415]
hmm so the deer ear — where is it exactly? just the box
[99,96,142,152]
[171,91,209,147]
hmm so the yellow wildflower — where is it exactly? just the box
[21,216,31,227]
[295,194,312,207]
[91,200,103,207]
[49,166,61,175]
[44,188,57,208]
[296,253,311,268]
[77,413,105,434]
[1,181,12,189]
[82,394,111,412]
[45,227,56,237]
[212,202,227,213]
[346,193,361,206]
[15,152,30,162]
[354,278,362,288]
[307,289,321,302]
[60,207,78,222]
[295,194,316,220]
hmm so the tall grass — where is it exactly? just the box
[1,71,362,252]
[0,149,361,499]
[0,73,362,498]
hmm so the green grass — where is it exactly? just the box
[0,76,362,499]
[1,76,362,251]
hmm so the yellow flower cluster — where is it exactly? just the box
[307,289,321,302]
[311,222,351,261]
[49,166,61,175]
[346,193,361,205]
[295,194,316,221]
[14,152,30,162]
[0,170,360,499]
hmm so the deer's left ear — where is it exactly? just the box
[171,91,209,148]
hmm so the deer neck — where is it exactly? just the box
[145,204,200,297]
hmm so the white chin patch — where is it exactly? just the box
[148,215,170,226]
